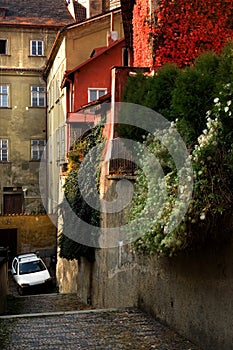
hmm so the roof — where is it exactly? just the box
[17,253,39,262]
[43,8,122,77]
[0,0,75,27]
[61,38,125,88]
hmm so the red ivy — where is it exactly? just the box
[133,0,233,69]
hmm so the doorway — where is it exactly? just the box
[0,228,17,262]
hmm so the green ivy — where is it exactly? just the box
[59,123,104,262]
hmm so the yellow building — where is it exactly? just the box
[0,0,77,215]
[43,8,123,215]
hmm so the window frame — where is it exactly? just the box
[0,85,9,107]
[30,85,46,107]
[30,139,45,161]
[0,138,8,162]
[88,88,107,103]
[30,40,44,56]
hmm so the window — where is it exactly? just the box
[55,80,60,102]
[56,129,60,161]
[31,86,45,107]
[61,126,65,161]
[0,39,7,54]
[88,88,107,102]
[0,85,9,107]
[0,139,8,161]
[30,40,43,56]
[122,47,130,66]
[31,139,45,160]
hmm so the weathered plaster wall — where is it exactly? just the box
[56,255,79,293]
[0,215,57,256]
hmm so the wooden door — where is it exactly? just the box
[4,193,23,214]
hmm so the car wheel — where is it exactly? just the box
[17,286,24,296]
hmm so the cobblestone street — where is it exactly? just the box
[0,308,201,350]
[0,278,202,350]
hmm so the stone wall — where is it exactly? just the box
[56,256,79,294]
[79,239,233,350]
[76,176,233,350]
[0,257,8,314]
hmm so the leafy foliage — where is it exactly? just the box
[59,123,104,262]
[122,42,233,256]
[152,0,233,69]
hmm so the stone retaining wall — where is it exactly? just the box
[0,257,8,314]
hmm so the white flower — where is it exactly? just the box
[214,97,219,103]
[227,100,232,106]
[224,106,229,113]
[200,212,205,220]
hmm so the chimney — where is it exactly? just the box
[107,11,118,46]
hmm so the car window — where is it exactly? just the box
[19,260,46,275]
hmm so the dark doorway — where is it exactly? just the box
[0,229,17,262]
[4,193,23,214]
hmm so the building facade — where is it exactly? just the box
[43,8,123,215]
[0,0,77,216]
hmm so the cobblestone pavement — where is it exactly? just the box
[0,309,201,350]
[0,275,202,350]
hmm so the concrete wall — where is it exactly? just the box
[76,176,233,350]
[80,239,233,350]
[0,257,8,314]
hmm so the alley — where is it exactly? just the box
[0,308,201,350]
[0,292,201,350]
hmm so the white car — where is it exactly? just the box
[11,253,52,295]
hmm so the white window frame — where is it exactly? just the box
[56,129,60,162]
[0,39,7,55]
[0,139,8,161]
[31,86,45,107]
[61,126,65,161]
[31,139,45,160]
[0,85,9,107]
[30,40,44,56]
[88,88,107,103]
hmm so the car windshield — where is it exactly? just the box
[19,260,46,275]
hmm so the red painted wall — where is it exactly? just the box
[72,41,126,111]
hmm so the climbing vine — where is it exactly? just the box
[59,123,104,262]
[133,0,233,68]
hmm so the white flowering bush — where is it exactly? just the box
[132,85,233,257]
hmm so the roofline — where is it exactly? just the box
[0,23,69,30]
[61,38,125,88]
[43,8,122,78]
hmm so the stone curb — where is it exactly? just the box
[0,307,134,319]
